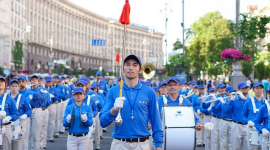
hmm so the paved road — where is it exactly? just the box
[47,124,204,150]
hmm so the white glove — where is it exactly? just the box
[50,94,54,98]
[202,97,207,102]
[0,126,6,134]
[40,89,48,94]
[81,114,87,122]
[262,128,269,136]
[230,95,236,101]
[95,100,99,104]
[237,91,246,100]
[197,109,201,115]
[248,121,254,127]
[207,106,212,112]
[99,90,103,94]
[210,101,215,107]
[20,114,27,120]
[3,116,11,124]
[66,114,71,123]
[218,97,226,104]
[114,97,126,110]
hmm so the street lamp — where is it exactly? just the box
[160,3,172,64]
[22,25,31,70]
[47,36,54,75]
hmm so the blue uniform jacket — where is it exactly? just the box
[98,79,109,96]
[225,96,248,123]
[157,95,200,124]
[89,91,104,111]
[69,83,75,92]
[254,104,269,133]
[39,89,51,108]
[62,85,72,101]
[19,88,33,103]
[216,98,232,119]
[68,96,98,117]
[55,84,65,102]
[200,96,212,115]
[241,97,265,124]
[11,93,32,117]
[211,94,226,117]
[192,94,201,112]
[0,93,19,121]
[63,102,93,134]
[30,87,49,108]
[99,82,163,148]
[45,85,60,103]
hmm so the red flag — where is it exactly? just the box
[115,53,120,62]
[119,0,131,25]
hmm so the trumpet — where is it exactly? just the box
[63,80,69,86]
[182,90,195,99]
[29,83,44,87]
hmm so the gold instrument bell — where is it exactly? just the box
[71,78,77,87]
[142,62,156,79]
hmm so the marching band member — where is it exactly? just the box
[0,76,19,150]
[253,82,268,150]
[52,74,65,138]
[179,82,187,95]
[209,83,226,150]
[242,81,265,150]
[66,75,75,92]
[63,87,93,150]
[95,71,109,96]
[29,75,50,150]
[100,55,163,150]
[89,82,104,150]
[44,76,59,143]
[158,81,167,97]
[145,81,152,87]
[18,75,33,150]
[154,86,159,97]
[58,77,72,134]
[80,77,91,95]
[9,79,32,149]
[38,75,45,88]
[200,87,216,150]
[216,86,235,150]
[193,85,206,147]
[225,82,250,150]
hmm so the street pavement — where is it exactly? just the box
[47,124,204,150]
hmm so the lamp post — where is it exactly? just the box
[22,25,31,70]
[160,3,172,64]
[142,37,149,64]
[47,36,53,75]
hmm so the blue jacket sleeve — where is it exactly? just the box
[96,96,104,110]
[212,101,220,114]
[32,90,44,101]
[224,100,233,113]
[99,89,117,128]
[82,105,93,127]
[157,97,164,115]
[254,105,267,133]
[91,99,98,117]
[22,96,32,117]
[104,82,109,95]
[148,90,163,148]
[58,86,65,100]
[51,88,60,102]
[63,106,71,127]
[241,101,249,124]
[8,96,19,121]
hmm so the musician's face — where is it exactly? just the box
[253,86,263,97]
[123,59,142,80]
[0,80,5,90]
[77,84,86,92]
[73,93,85,102]
[58,81,62,85]
[239,87,248,96]
[159,85,167,95]
[167,81,179,95]
[38,78,43,84]
[218,87,225,94]
[191,84,195,89]
[53,77,59,84]
[199,88,204,94]
[46,81,52,87]
[96,75,102,80]
[30,77,38,84]
[18,79,27,90]
[10,83,19,93]
[209,91,216,94]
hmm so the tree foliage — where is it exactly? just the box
[12,40,23,70]
[242,61,253,77]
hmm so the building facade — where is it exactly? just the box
[0,0,164,75]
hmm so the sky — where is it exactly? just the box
[69,0,258,62]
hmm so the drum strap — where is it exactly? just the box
[1,93,8,111]
[87,95,91,105]
[162,95,167,107]
[250,97,259,114]
[179,95,183,106]
[265,100,270,115]
[16,94,22,110]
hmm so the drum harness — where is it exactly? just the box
[162,95,184,106]
[0,93,11,150]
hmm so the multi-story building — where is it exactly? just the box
[0,0,164,75]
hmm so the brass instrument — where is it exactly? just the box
[142,62,156,79]
[54,83,57,87]
[182,89,195,99]
[63,80,69,86]
[71,78,77,87]
[199,94,205,118]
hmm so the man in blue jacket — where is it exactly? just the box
[29,75,50,150]
[95,71,109,96]
[18,75,33,150]
[200,87,216,150]
[44,76,59,143]
[64,87,93,150]
[253,82,269,150]
[225,82,250,150]
[52,74,65,138]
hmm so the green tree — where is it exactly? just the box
[242,61,253,77]
[254,61,265,79]
[0,67,3,75]
[12,40,23,70]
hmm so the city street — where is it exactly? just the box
[47,124,204,150]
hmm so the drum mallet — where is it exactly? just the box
[199,122,214,131]
[0,111,6,129]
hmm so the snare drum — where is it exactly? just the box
[11,124,22,141]
[161,106,196,150]
[250,129,262,146]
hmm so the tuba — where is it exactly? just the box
[142,62,156,79]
